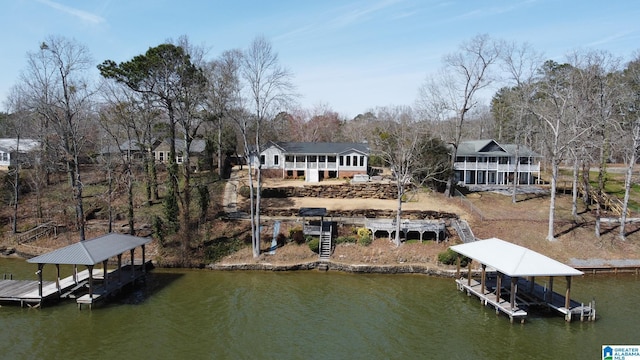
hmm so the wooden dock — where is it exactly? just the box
[456,278,527,323]
[456,275,595,322]
[76,263,147,310]
[0,269,93,307]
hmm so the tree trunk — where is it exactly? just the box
[547,161,558,241]
[571,157,579,218]
[395,182,403,247]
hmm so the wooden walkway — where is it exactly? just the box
[456,278,527,323]
[0,269,93,307]
[76,263,147,310]
[456,275,595,322]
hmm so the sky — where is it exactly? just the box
[1,0,640,118]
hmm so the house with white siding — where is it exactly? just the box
[256,142,370,182]
[0,138,40,170]
[453,139,541,186]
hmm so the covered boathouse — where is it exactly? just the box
[0,233,151,309]
[450,238,595,323]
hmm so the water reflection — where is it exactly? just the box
[0,258,638,359]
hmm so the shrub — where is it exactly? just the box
[276,233,287,247]
[358,235,373,246]
[289,227,305,244]
[335,236,357,244]
[438,248,469,267]
[356,227,372,246]
[308,238,320,253]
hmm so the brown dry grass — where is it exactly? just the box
[219,171,640,268]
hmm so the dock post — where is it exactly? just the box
[510,277,517,310]
[496,272,502,304]
[564,276,571,310]
[37,263,44,298]
[480,264,486,295]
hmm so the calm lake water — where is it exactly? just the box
[0,257,638,360]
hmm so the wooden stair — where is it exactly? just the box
[452,219,476,243]
[319,227,332,261]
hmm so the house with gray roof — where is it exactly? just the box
[257,142,370,182]
[153,138,207,170]
[454,139,541,186]
[0,138,40,170]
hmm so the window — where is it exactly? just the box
[159,152,165,162]
[274,155,279,165]
[328,156,336,163]
[359,156,364,167]
[0,153,8,162]
[346,156,351,166]
[319,156,326,162]
[339,156,344,166]
[285,155,294,162]
[260,155,265,165]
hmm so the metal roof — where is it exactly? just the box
[269,142,370,155]
[450,238,583,277]
[0,138,40,153]
[455,139,540,158]
[27,233,152,266]
[299,207,327,217]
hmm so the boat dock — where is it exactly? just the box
[0,233,153,309]
[76,262,148,309]
[0,268,93,307]
[455,277,527,323]
[451,238,595,323]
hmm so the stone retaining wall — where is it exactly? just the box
[262,183,404,200]
[209,261,459,277]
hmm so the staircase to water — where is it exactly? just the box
[319,226,332,261]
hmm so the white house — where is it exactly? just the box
[453,139,541,186]
[256,142,370,182]
[0,138,40,170]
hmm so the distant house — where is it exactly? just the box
[153,138,207,169]
[0,138,40,170]
[256,142,370,182]
[99,139,152,161]
[453,139,541,186]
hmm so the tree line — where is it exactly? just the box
[2,33,639,262]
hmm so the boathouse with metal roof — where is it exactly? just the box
[0,233,152,309]
[450,238,595,323]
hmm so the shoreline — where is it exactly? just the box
[8,245,640,277]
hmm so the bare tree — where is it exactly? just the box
[372,106,450,246]
[17,36,95,240]
[240,36,296,257]
[204,49,243,177]
[417,34,502,197]
[3,88,37,233]
[373,106,420,246]
[618,54,640,239]
[500,41,543,203]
